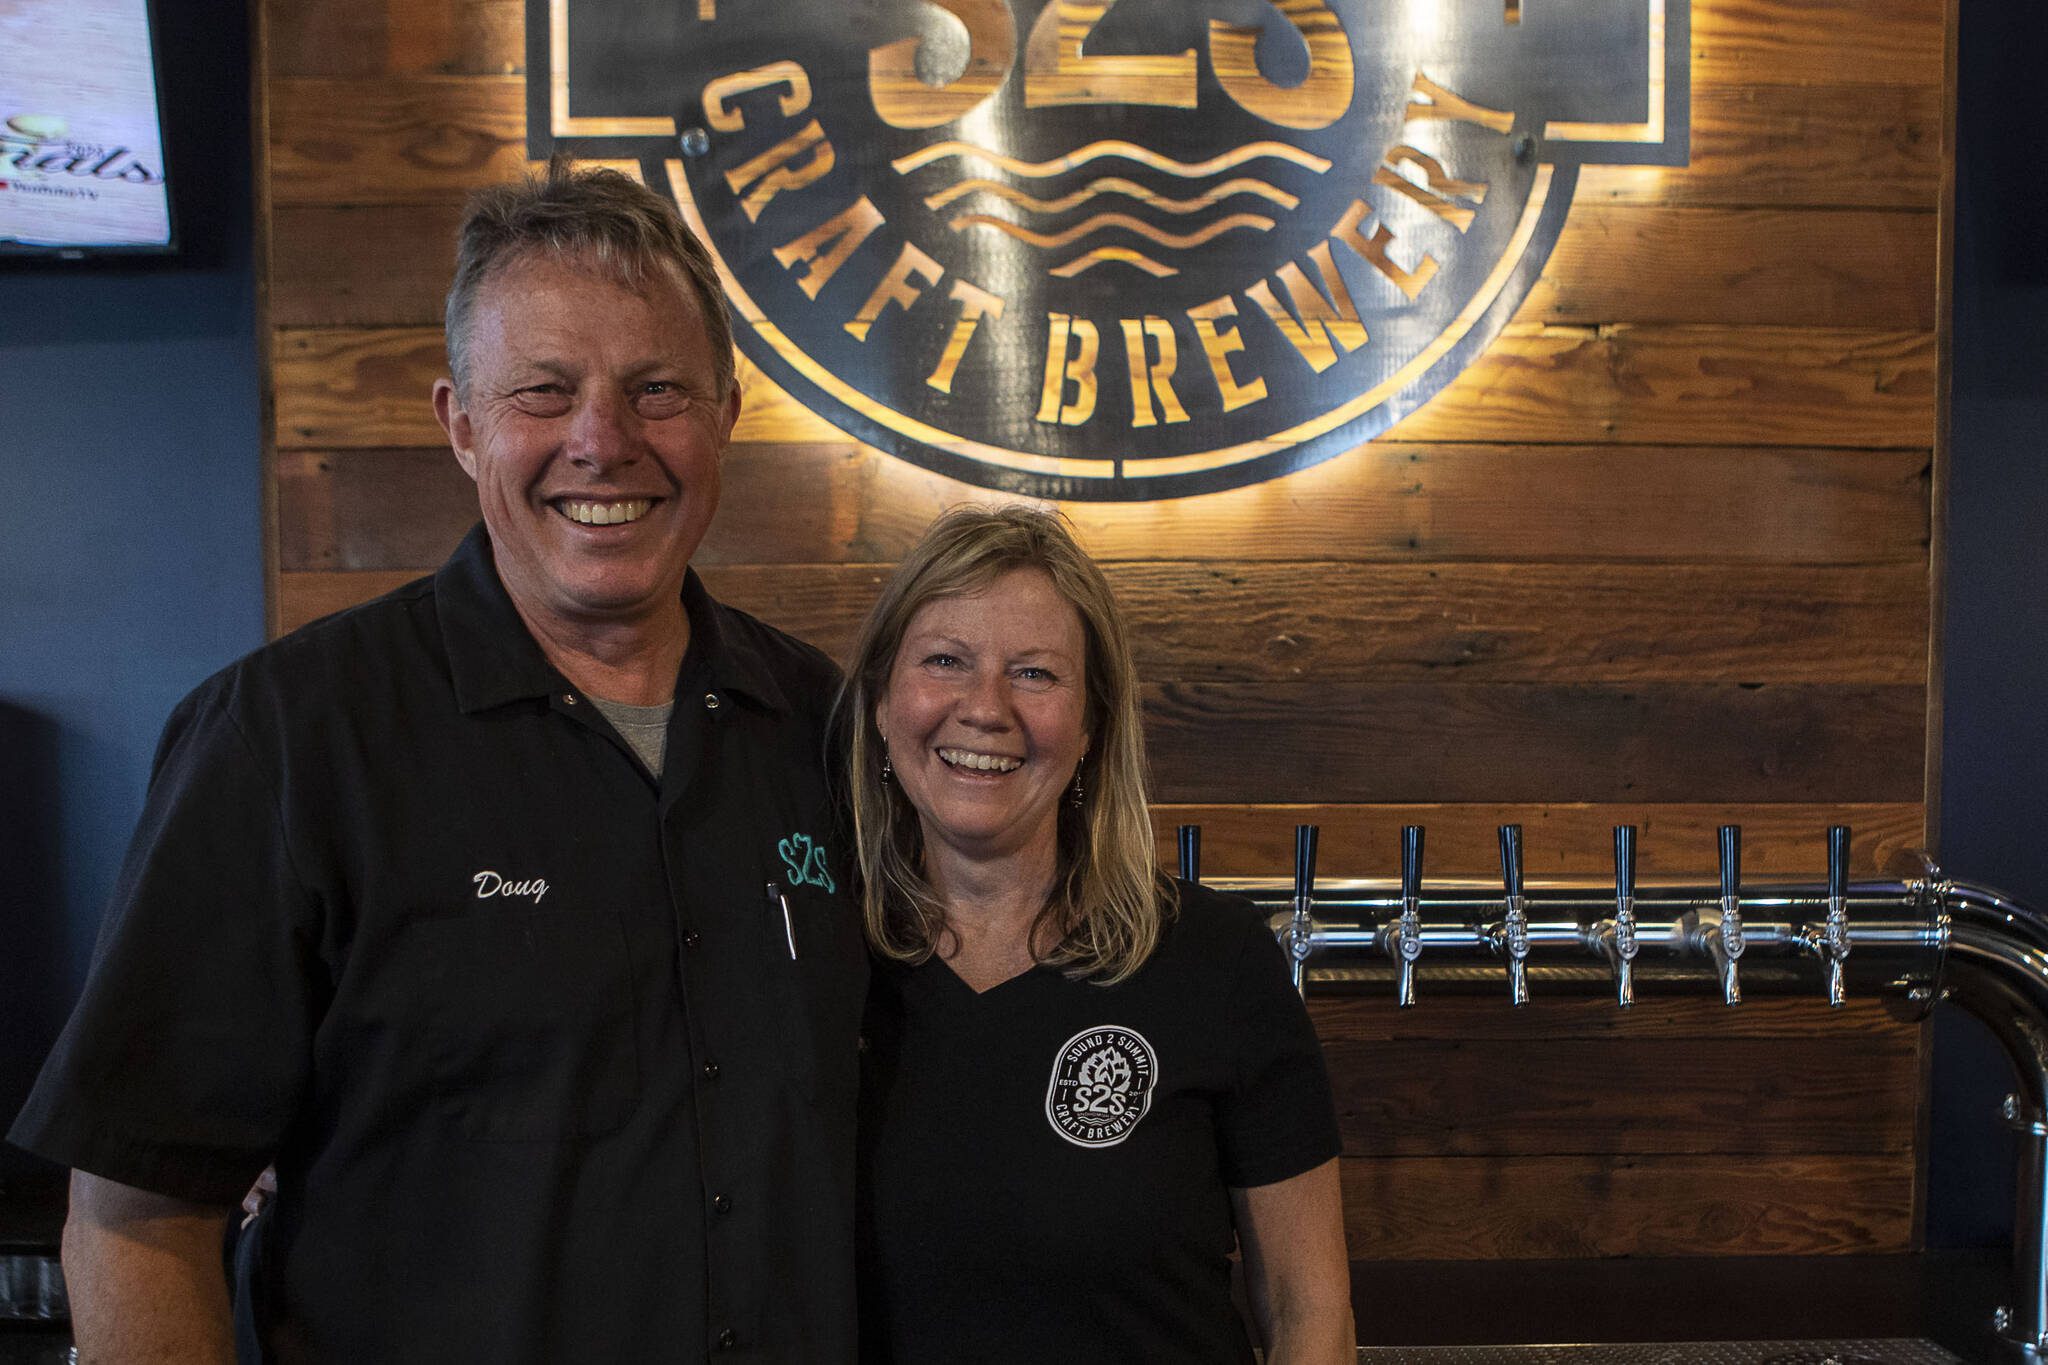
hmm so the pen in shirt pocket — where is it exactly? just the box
[765,881,798,960]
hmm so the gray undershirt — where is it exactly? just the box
[588,695,674,777]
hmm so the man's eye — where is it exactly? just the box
[636,383,690,414]
[513,386,572,413]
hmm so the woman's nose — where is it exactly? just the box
[954,669,1012,727]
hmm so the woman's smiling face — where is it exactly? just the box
[877,567,1092,871]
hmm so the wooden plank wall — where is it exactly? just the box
[262,0,1948,1262]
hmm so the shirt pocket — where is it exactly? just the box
[768,885,869,1105]
[393,907,640,1141]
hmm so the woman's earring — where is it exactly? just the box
[1069,768,1085,807]
[881,750,893,782]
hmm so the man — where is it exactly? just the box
[9,163,868,1362]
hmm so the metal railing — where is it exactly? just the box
[1190,822,2048,1365]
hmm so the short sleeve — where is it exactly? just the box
[7,686,325,1204]
[1213,905,1341,1189]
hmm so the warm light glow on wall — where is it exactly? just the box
[1404,0,1447,45]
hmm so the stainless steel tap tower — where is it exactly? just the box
[1185,823,2048,1364]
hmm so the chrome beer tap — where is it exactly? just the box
[1395,825,1424,1008]
[1177,823,1201,884]
[1611,824,1639,1009]
[1288,824,1318,995]
[1713,824,1746,1005]
[1820,824,1852,1006]
[1498,824,1530,1006]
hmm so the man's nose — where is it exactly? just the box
[565,391,636,468]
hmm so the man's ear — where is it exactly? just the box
[716,381,742,447]
[433,378,480,481]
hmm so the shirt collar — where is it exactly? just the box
[436,523,791,716]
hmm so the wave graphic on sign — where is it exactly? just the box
[901,137,1326,276]
[951,209,1272,277]
[951,209,1272,247]
[890,138,1333,177]
[922,176,1301,214]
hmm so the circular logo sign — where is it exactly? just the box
[536,0,1686,499]
[1044,1024,1157,1147]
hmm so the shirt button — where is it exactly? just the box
[701,1061,720,1081]
[562,693,578,705]
[713,1193,731,1215]
[704,692,721,710]
[717,1328,737,1349]
[684,930,702,949]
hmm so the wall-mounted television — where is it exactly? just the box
[0,0,175,258]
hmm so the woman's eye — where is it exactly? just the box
[1014,666,1058,686]
[924,653,959,669]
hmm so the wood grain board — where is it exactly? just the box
[1324,1032,1917,1156]
[268,76,1944,212]
[1140,680,1923,803]
[271,322,1936,450]
[1147,803,1925,877]
[265,0,1944,87]
[269,201,1938,331]
[1340,1153,1915,1259]
[276,443,1930,568]
[259,0,1952,1261]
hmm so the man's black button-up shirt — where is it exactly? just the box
[11,525,868,1363]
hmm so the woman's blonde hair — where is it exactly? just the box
[838,505,1173,984]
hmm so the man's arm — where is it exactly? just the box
[64,1170,238,1365]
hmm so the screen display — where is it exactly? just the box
[0,0,172,253]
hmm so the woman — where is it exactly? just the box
[844,505,1354,1364]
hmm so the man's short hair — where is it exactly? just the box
[445,157,736,401]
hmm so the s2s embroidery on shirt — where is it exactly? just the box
[778,832,836,892]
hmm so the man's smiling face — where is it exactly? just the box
[434,250,739,639]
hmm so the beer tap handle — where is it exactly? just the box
[1288,824,1319,996]
[1612,824,1639,1009]
[1499,824,1529,1006]
[1177,824,1201,884]
[1823,824,1852,1007]
[1717,824,1745,1005]
[1396,825,1424,1008]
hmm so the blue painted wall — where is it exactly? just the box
[1926,0,2048,1249]
[0,0,264,1178]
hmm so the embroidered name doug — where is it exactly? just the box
[473,870,550,903]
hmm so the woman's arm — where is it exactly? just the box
[1231,1157,1355,1365]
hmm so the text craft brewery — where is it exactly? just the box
[703,52,1514,432]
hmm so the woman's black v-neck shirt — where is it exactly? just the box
[856,881,1340,1364]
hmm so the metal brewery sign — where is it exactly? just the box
[530,0,1688,499]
